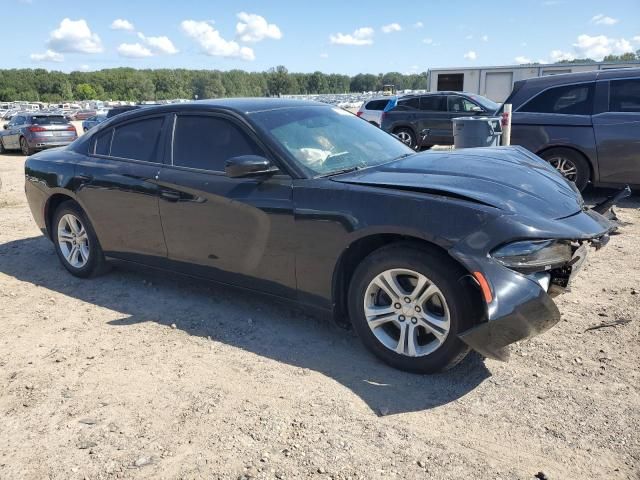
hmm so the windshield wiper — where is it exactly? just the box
[317,165,363,178]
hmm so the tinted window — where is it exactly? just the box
[94,129,113,155]
[31,115,67,125]
[447,95,480,113]
[609,79,640,113]
[110,117,164,162]
[396,97,420,110]
[365,100,390,111]
[420,96,447,111]
[172,115,263,172]
[13,116,25,125]
[520,83,595,115]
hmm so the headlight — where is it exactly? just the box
[491,240,572,272]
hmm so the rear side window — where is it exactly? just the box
[172,115,263,172]
[519,83,595,115]
[447,96,480,113]
[365,100,389,110]
[94,129,113,155]
[395,97,420,110]
[420,96,447,111]
[609,79,640,113]
[110,117,164,162]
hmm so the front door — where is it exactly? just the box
[593,78,640,185]
[74,114,170,263]
[157,113,297,298]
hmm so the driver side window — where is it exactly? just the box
[447,96,480,113]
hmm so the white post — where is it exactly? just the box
[501,103,512,146]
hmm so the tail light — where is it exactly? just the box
[356,111,363,117]
[67,125,77,134]
[28,126,46,132]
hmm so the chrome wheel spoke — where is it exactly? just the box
[368,313,398,329]
[57,213,90,269]
[416,284,438,306]
[395,322,408,354]
[418,313,449,340]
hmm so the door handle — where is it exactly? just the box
[160,190,180,202]
[77,174,93,182]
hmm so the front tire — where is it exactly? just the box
[53,201,109,278]
[540,148,590,191]
[348,244,476,373]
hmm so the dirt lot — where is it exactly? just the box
[0,129,638,479]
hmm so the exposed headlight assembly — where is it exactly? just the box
[491,240,572,272]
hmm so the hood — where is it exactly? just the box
[332,146,584,219]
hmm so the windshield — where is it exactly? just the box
[251,106,413,176]
[30,115,67,125]
[468,94,500,113]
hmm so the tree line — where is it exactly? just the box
[0,66,429,103]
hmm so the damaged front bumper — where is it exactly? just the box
[452,193,626,361]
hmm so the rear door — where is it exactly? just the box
[74,114,170,263]
[593,77,640,185]
[157,112,297,298]
[5,115,24,148]
[418,95,449,144]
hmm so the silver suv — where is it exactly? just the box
[356,98,392,127]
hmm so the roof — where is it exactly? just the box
[195,97,325,113]
[514,67,640,87]
[429,62,640,72]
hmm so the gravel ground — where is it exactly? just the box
[0,125,638,480]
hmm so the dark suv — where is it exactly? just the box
[380,92,499,149]
[504,68,640,190]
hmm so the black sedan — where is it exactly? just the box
[24,99,618,373]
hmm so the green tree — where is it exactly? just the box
[75,83,98,100]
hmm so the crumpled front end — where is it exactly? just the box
[451,205,619,361]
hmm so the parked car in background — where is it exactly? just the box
[23,99,618,373]
[504,68,640,191]
[0,113,77,155]
[356,97,392,126]
[381,92,499,149]
[72,109,97,121]
[82,114,106,132]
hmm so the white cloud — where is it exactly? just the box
[329,27,374,46]
[181,20,255,60]
[381,23,402,34]
[137,32,179,55]
[117,43,153,58]
[30,49,64,62]
[79,64,91,71]
[423,38,433,45]
[111,18,135,31]
[413,21,424,28]
[47,18,103,54]
[320,52,329,58]
[464,50,477,60]
[591,14,619,26]
[572,34,634,60]
[515,55,532,64]
[235,12,282,43]
[481,34,489,42]
[634,36,640,44]
[550,49,575,61]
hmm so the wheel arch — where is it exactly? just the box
[45,193,77,240]
[331,233,483,327]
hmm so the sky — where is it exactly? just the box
[3,0,640,74]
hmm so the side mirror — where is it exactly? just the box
[470,106,484,113]
[225,155,278,179]
[3,124,8,130]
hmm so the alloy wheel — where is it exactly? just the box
[363,268,450,357]
[396,131,413,147]
[548,156,578,182]
[20,138,29,156]
[57,213,90,268]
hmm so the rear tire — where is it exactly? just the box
[20,137,35,156]
[0,138,5,154]
[394,128,417,150]
[52,201,109,278]
[540,148,590,191]
[348,243,476,373]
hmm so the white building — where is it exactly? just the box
[427,61,640,102]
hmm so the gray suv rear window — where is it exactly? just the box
[365,100,389,110]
